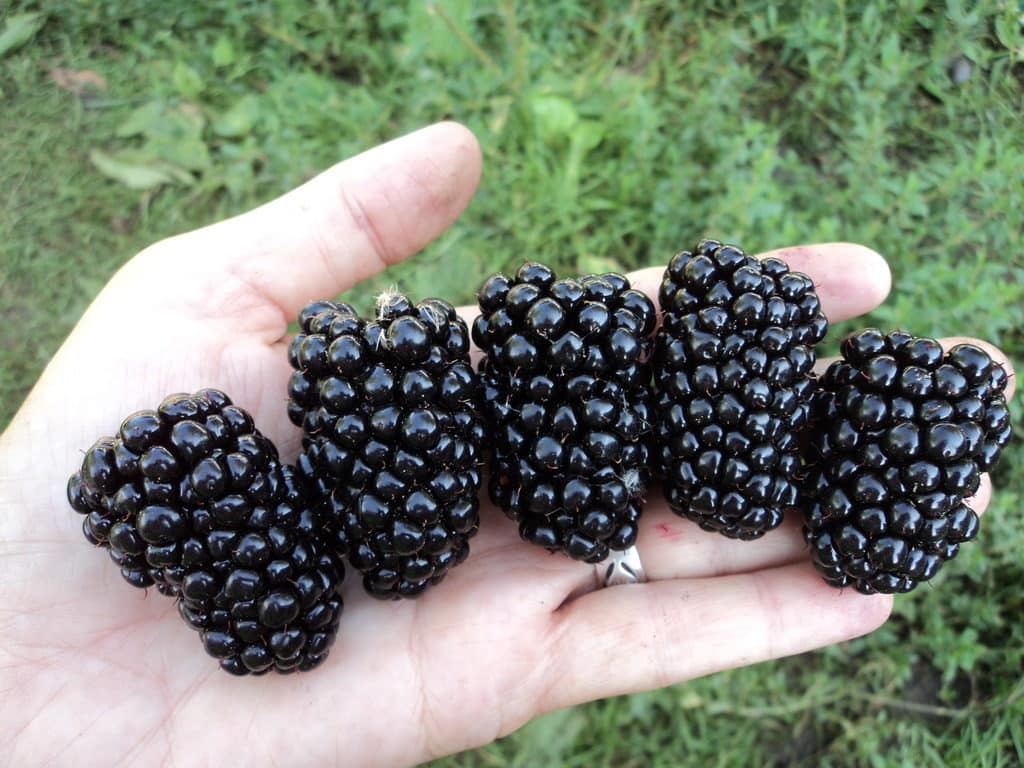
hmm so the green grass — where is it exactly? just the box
[2,1,1023,765]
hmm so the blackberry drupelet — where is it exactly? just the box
[289,294,485,599]
[472,263,658,563]
[803,330,1013,594]
[67,390,343,675]
[653,239,828,539]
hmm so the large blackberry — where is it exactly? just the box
[472,263,657,562]
[67,390,343,675]
[289,294,485,599]
[803,330,1012,594]
[653,239,828,539]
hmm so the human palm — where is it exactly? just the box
[0,123,1012,767]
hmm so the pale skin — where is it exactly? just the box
[0,122,1014,767]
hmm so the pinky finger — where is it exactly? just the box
[540,564,892,711]
[967,473,992,517]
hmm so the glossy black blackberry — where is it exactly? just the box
[289,294,485,599]
[803,330,1013,594]
[653,239,828,539]
[472,263,657,562]
[67,390,343,675]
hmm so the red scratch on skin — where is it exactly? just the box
[655,523,685,542]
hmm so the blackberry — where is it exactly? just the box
[803,330,1012,594]
[472,263,657,562]
[653,239,828,539]
[289,294,485,599]
[67,390,343,675]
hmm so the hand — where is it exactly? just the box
[0,122,1013,768]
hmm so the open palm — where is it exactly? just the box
[0,123,1011,767]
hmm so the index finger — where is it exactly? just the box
[457,242,892,339]
[133,121,483,327]
[627,242,891,323]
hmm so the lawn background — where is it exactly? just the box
[1,1,1022,765]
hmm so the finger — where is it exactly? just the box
[640,333,1010,582]
[627,242,891,323]
[454,243,890,363]
[814,336,1016,401]
[131,121,482,324]
[541,563,892,710]
[639,472,994,581]
[942,336,1016,402]
[638,505,810,580]
[425,511,598,605]
[968,472,992,513]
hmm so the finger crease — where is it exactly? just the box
[337,184,398,272]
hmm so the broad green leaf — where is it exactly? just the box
[213,95,261,138]
[168,104,205,137]
[144,109,208,171]
[172,61,203,99]
[570,119,605,154]
[113,101,209,171]
[0,12,44,58]
[88,149,187,190]
[115,101,167,138]
[529,94,578,143]
[993,10,1024,61]
[263,71,343,131]
[144,133,210,172]
[404,0,474,64]
[212,35,236,67]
